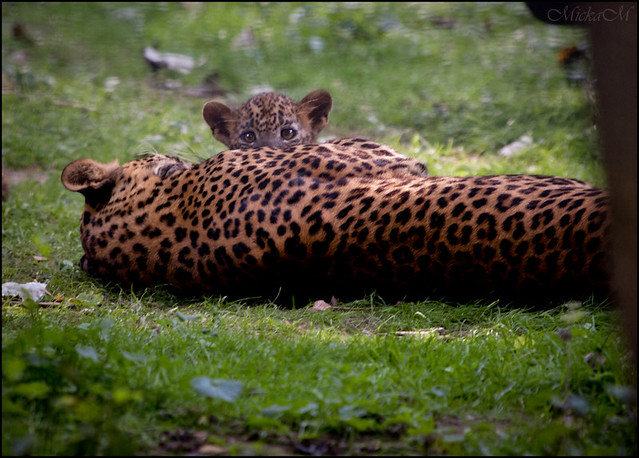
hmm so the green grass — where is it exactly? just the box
[2,2,635,456]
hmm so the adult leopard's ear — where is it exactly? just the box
[202,100,239,148]
[61,158,119,198]
[297,89,332,138]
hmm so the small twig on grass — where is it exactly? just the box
[7,299,63,308]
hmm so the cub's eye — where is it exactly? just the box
[241,131,256,143]
[281,128,296,141]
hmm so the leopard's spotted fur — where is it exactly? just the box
[62,140,610,303]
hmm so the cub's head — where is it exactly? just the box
[202,89,332,150]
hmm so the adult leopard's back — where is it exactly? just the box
[62,145,610,303]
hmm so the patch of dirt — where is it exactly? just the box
[2,167,49,200]
[3,167,49,185]
[149,426,419,456]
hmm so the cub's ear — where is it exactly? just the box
[61,158,119,193]
[202,100,239,148]
[297,89,332,137]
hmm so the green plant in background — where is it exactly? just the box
[2,2,635,456]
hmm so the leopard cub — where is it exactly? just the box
[201,89,429,178]
[202,89,332,150]
[154,89,429,179]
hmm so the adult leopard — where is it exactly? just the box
[62,143,610,304]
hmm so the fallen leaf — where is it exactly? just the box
[143,46,201,74]
[232,28,256,50]
[12,23,35,45]
[190,377,243,402]
[556,327,572,341]
[430,16,457,28]
[176,311,200,321]
[2,281,50,301]
[311,300,332,310]
[498,135,533,157]
[198,443,227,455]
[75,345,100,363]
[395,327,447,337]
[584,352,606,370]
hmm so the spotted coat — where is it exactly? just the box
[62,142,610,303]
